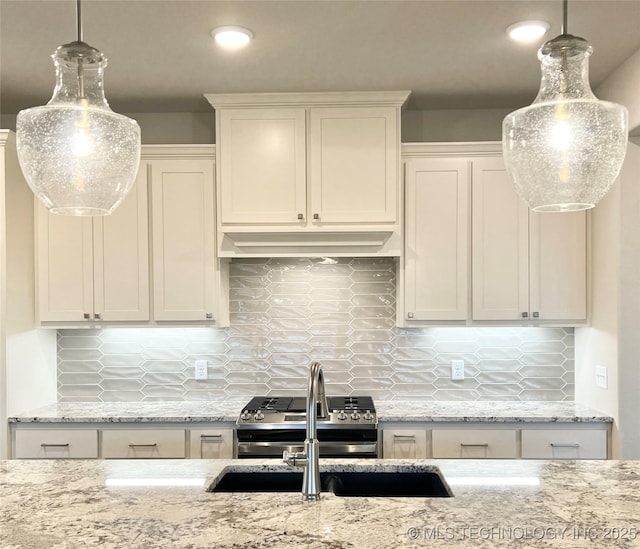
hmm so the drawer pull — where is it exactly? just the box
[393,434,416,440]
[41,443,70,448]
[460,443,489,448]
[200,434,223,440]
[128,443,158,448]
[550,443,580,448]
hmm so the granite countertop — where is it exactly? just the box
[2,458,639,548]
[8,400,613,424]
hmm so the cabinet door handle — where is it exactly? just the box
[200,434,223,440]
[549,443,580,448]
[297,213,304,220]
[521,312,529,318]
[407,312,414,319]
[532,311,539,318]
[206,313,213,319]
[128,443,158,448]
[393,434,416,440]
[94,313,101,320]
[83,313,90,320]
[313,213,320,220]
[41,443,70,448]
[460,443,489,448]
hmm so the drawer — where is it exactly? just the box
[14,429,98,459]
[432,429,517,458]
[102,429,186,458]
[382,429,428,459]
[189,428,234,459]
[521,429,608,459]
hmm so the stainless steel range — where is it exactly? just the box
[236,396,378,458]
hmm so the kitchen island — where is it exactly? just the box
[1,458,639,548]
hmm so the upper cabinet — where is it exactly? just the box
[400,143,588,327]
[472,156,587,323]
[36,145,229,327]
[404,157,469,321]
[36,173,149,323]
[206,92,410,257]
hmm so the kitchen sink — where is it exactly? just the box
[209,470,452,498]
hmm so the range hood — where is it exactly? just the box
[206,91,410,259]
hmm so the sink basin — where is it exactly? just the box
[209,470,452,497]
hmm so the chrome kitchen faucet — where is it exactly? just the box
[283,361,327,501]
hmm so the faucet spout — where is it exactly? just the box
[283,361,326,501]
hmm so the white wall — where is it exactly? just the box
[401,108,511,142]
[596,48,640,135]
[0,132,57,459]
[576,141,640,459]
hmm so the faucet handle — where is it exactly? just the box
[283,449,307,467]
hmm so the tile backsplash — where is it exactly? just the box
[57,258,574,403]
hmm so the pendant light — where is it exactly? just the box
[16,0,140,216]
[502,0,628,212]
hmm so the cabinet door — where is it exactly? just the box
[93,168,150,321]
[521,429,606,459]
[189,428,234,459]
[218,108,306,224]
[14,429,98,459]
[151,159,216,321]
[382,429,428,459]
[102,429,186,458]
[472,157,529,320]
[432,428,517,458]
[405,158,469,321]
[36,204,93,322]
[309,106,398,224]
[529,211,587,321]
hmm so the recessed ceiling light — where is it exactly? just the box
[506,20,550,43]
[211,26,254,49]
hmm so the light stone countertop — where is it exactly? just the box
[8,400,613,424]
[1,458,639,548]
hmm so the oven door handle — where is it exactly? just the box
[236,441,378,456]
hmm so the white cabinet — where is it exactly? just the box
[432,428,517,458]
[36,175,149,323]
[146,151,227,324]
[521,429,607,459]
[309,106,398,224]
[382,428,428,459]
[404,158,469,321]
[207,92,409,257]
[471,156,587,322]
[14,429,98,459]
[102,429,186,459]
[189,428,234,459]
[217,108,306,225]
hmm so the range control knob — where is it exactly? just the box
[363,410,374,421]
[254,411,265,421]
[350,412,361,421]
[337,411,347,421]
[240,411,252,421]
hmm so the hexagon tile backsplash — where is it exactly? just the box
[57,258,575,403]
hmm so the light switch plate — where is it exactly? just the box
[595,365,608,389]
[451,360,465,380]
[195,360,208,380]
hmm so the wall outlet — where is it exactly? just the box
[595,365,608,389]
[194,360,208,380]
[451,360,465,380]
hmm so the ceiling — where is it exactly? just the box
[2,0,640,115]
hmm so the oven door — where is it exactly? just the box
[236,428,378,458]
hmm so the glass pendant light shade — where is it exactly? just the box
[16,40,140,216]
[503,34,628,212]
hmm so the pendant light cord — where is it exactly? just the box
[76,0,83,42]
[561,0,568,35]
[76,0,85,98]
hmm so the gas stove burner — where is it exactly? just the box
[243,396,293,412]
[328,396,375,412]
